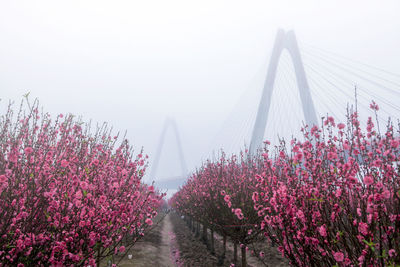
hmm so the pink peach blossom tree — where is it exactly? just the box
[254,105,400,266]
[0,99,163,266]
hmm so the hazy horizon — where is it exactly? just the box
[1,0,399,193]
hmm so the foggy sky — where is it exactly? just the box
[1,0,400,187]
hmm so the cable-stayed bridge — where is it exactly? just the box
[149,118,188,190]
[150,29,400,191]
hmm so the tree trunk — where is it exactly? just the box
[210,228,215,255]
[233,242,238,264]
[241,245,247,267]
[223,235,227,257]
[96,246,101,267]
[202,223,207,243]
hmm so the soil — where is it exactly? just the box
[108,213,175,267]
[103,212,288,267]
[168,212,289,267]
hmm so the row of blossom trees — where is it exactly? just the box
[171,104,400,266]
[0,99,164,266]
[170,153,263,266]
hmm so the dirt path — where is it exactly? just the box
[159,214,176,267]
[104,213,287,267]
[111,213,176,267]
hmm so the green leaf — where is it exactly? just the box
[309,198,324,202]
[362,239,371,246]
[362,239,376,251]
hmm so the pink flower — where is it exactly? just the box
[61,159,69,167]
[358,222,368,236]
[357,208,362,217]
[99,195,107,203]
[318,225,327,237]
[80,181,88,190]
[234,208,244,220]
[145,218,153,226]
[363,175,373,186]
[382,189,390,199]
[224,195,231,203]
[337,123,345,129]
[24,147,33,155]
[389,249,396,257]
[358,255,365,264]
[334,251,344,262]
[370,101,379,111]
[251,192,259,202]
[0,175,7,184]
[296,210,305,221]
[335,189,342,198]
[119,246,126,253]
[75,190,82,199]
[73,199,82,208]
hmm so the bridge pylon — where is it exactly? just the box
[249,29,318,154]
[149,118,188,187]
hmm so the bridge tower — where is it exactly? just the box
[149,118,188,189]
[249,29,318,154]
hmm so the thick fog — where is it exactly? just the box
[1,0,400,191]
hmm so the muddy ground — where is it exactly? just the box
[102,212,288,267]
[169,212,288,267]
[108,213,175,267]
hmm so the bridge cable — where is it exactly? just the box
[301,42,400,79]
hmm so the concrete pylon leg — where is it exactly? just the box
[149,118,188,181]
[249,29,318,154]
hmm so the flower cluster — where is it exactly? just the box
[170,151,264,265]
[253,110,400,266]
[172,103,400,266]
[0,100,163,266]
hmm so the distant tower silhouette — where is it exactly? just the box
[249,29,318,153]
[149,118,188,181]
